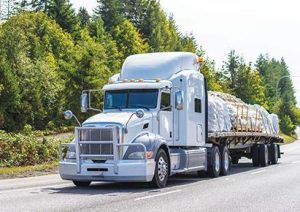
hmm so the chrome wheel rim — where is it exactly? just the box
[224,151,229,171]
[158,156,168,182]
[265,146,268,164]
[215,151,220,173]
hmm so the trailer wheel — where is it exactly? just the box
[150,149,169,188]
[220,146,230,176]
[251,144,260,167]
[207,146,221,177]
[72,181,91,187]
[270,144,279,164]
[259,144,269,167]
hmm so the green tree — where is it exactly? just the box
[223,50,240,93]
[256,54,299,134]
[29,0,50,11]
[65,28,111,115]
[95,0,123,31]
[47,0,79,34]
[0,12,74,130]
[78,7,90,27]
[88,17,122,73]
[111,19,149,61]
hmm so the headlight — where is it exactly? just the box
[127,151,145,160]
[64,144,76,160]
[123,145,145,160]
[123,144,154,160]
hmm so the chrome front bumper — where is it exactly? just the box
[59,160,155,182]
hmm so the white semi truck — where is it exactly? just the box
[59,52,283,188]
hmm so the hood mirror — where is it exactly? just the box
[63,110,81,126]
[64,110,73,120]
[135,109,145,118]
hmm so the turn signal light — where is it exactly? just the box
[146,151,153,159]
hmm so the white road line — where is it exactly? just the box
[134,189,182,201]
[250,169,266,175]
[292,160,300,164]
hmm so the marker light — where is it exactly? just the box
[122,79,128,83]
[130,78,135,82]
[108,79,114,84]
[197,56,204,63]
[138,78,143,82]
[155,78,161,82]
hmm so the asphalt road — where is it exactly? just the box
[1,141,300,212]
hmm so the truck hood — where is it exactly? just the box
[83,111,154,143]
[83,111,152,126]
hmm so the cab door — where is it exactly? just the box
[159,91,173,143]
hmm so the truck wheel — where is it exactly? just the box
[72,181,91,187]
[251,144,260,167]
[207,146,221,177]
[150,149,169,188]
[259,144,268,167]
[270,144,278,164]
[231,157,239,165]
[220,146,230,176]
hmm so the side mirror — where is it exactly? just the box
[175,91,184,110]
[135,109,145,118]
[64,110,73,120]
[81,93,88,113]
[63,110,81,126]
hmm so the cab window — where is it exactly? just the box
[160,92,171,111]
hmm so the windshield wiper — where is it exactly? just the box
[128,105,150,111]
[106,105,122,111]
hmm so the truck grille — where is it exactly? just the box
[78,128,116,156]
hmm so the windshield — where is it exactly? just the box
[104,89,159,110]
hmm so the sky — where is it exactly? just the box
[71,0,300,105]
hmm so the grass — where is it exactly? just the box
[0,161,58,179]
[280,132,297,144]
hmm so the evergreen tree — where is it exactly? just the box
[223,50,240,93]
[78,7,90,27]
[29,0,49,11]
[47,0,79,34]
[94,0,123,31]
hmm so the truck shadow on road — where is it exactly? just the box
[42,162,270,196]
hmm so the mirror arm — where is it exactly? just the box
[124,113,136,134]
[73,114,82,127]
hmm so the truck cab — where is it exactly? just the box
[59,52,220,188]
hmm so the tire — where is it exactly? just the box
[259,144,269,167]
[220,146,230,176]
[270,144,279,164]
[150,149,169,188]
[207,146,221,177]
[251,144,260,167]
[72,181,91,187]
[231,157,239,165]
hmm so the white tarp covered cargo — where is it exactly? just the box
[208,93,231,132]
[208,92,279,135]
